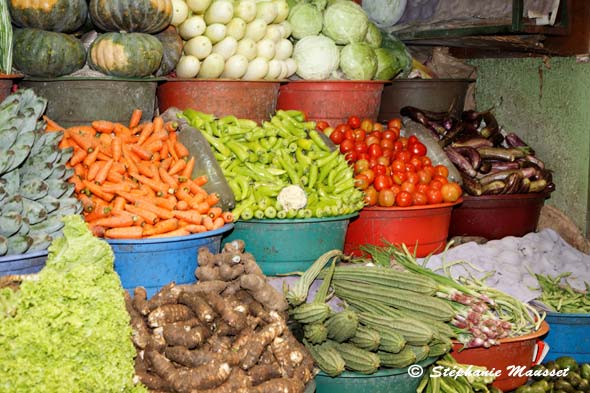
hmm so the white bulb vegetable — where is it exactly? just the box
[178,15,206,40]
[255,1,277,24]
[186,0,211,13]
[175,55,201,78]
[264,24,282,43]
[244,19,267,42]
[242,57,269,80]
[273,38,292,60]
[171,0,189,26]
[226,18,247,40]
[265,59,282,80]
[204,0,234,24]
[198,53,226,78]
[222,54,249,79]
[235,0,257,23]
[213,36,239,60]
[236,38,257,61]
[205,23,227,44]
[273,0,289,23]
[184,36,213,60]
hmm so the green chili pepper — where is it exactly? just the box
[307,164,319,189]
[318,158,339,184]
[226,140,250,162]
[287,209,298,218]
[309,130,331,152]
[297,138,313,151]
[241,207,254,221]
[316,149,339,168]
[220,115,238,125]
[264,206,277,219]
[277,210,287,219]
[200,129,232,157]
[227,179,241,201]
[238,119,257,129]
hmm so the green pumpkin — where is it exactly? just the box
[89,0,173,34]
[154,26,183,77]
[88,32,163,78]
[9,0,88,33]
[12,28,86,77]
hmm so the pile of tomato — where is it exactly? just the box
[317,116,462,208]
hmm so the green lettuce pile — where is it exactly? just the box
[0,215,145,393]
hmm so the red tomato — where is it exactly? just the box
[426,188,443,204]
[330,129,345,145]
[316,120,330,131]
[376,155,390,167]
[393,140,403,155]
[373,123,383,131]
[391,159,405,173]
[364,186,378,206]
[422,165,435,178]
[421,156,432,167]
[410,142,427,157]
[344,129,354,141]
[413,192,428,206]
[391,184,401,196]
[381,130,397,141]
[407,135,419,147]
[354,142,368,154]
[369,131,382,140]
[396,191,413,207]
[434,165,450,178]
[361,119,373,132]
[392,171,407,185]
[335,124,350,134]
[410,156,423,170]
[381,148,394,161]
[354,174,370,190]
[374,164,388,176]
[387,118,402,130]
[368,158,378,169]
[396,150,412,163]
[357,152,370,161]
[354,159,369,174]
[378,188,395,207]
[339,139,354,154]
[433,175,449,185]
[360,169,375,184]
[401,181,416,194]
[365,136,380,147]
[404,163,416,173]
[416,183,429,194]
[406,171,419,185]
[417,169,432,185]
[353,129,366,142]
[368,144,383,158]
[374,175,392,191]
[347,116,361,129]
[380,138,394,151]
[441,182,463,203]
[429,180,443,190]
[344,151,358,162]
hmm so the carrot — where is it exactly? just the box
[184,224,207,233]
[207,206,222,220]
[135,200,174,219]
[87,161,104,181]
[137,122,154,146]
[83,180,115,202]
[172,210,202,225]
[142,218,178,236]
[102,182,132,193]
[165,120,178,133]
[106,226,143,239]
[131,173,168,195]
[92,120,115,134]
[145,139,163,153]
[114,123,132,136]
[83,146,100,167]
[122,145,140,166]
[89,224,106,238]
[182,157,195,179]
[174,188,193,204]
[111,209,144,227]
[111,161,126,174]
[79,194,95,213]
[168,131,177,144]
[206,192,220,207]
[193,175,208,186]
[95,159,114,184]
[69,128,95,152]
[222,211,234,223]
[73,163,86,178]
[160,140,169,160]
[202,215,214,231]
[153,116,164,133]
[70,148,88,166]
[212,217,225,230]
[84,204,112,222]
[68,176,85,193]
[112,136,122,162]
[137,162,155,178]
[58,137,73,149]
[175,141,190,158]
[43,115,65,131]
[147,228,190,239]
[160,157,173,171]
[113,196,126,211]
[195,201,210,214]
[167,139,179,161]
[130,144,152,161]
[159,167,178,189]
[129,109,143,128]
[168,159,186,176]
[91,214,135,228]
[176,200,189,211]
[154,196,176,211]
[124,203,158,224]
[140,183,157,198]
[106,169,124,183]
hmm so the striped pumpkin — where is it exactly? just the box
[89,0,173,34]
[8,0,88,33]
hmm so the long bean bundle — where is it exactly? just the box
[0,0,13,74]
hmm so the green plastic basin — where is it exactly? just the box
[221,214,356,275]
[315,357,438,393]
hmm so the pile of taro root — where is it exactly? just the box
[125,240,315,393]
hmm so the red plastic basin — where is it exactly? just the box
[276,80,384,128]
[450,321,549,392]
[449,193,549,240]
[344,201,459,258]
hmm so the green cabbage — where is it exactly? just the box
[293,34,340,80]
[374,47,402,80]
[287,3,323,40]
[381,31,412,77]
[340,42,377,80]
[361,0,407,28]
[0,215,144,393]
[322,0,369,45]
[364,22,382,49]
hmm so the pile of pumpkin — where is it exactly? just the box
[8,0,181,78]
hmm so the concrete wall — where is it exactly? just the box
[471,56,590,234]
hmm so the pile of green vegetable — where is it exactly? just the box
[517,356,590,393]
[181,108,364,219]
[287,0,411,80]
[534,273,590,313]
[0,89,80,256]
[0,215,145,393]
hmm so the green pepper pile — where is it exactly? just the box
[182,109,365,220]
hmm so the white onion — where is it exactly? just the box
[256,38,275,60]
[204,0,234,24]
[171,0,189,26]
[176,55,201,78]
[184,36,213,60]
[278,60,289,80]
[255,1,277,24]
[178,15,206,40]
[277,20,292,39]
[263,24,282,43]
[198,53,226,78]
[205,23,227,44]
[242,57,269,80]
[235,0,257,23]
[236,38,257,61]
[226,18,247,41]
[186,0,211,14]
[265,59,282,80]
[284,58,297,78]
[273,0,289,23]
[222,54,249,79]
[213,36,238,60]
[244,19,267,42]
[273,38,292,60]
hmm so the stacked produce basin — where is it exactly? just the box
[1,0,589,392]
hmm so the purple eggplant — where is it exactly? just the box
[529,179,548,193]
[400,107,448,136]
[461,110,485,122]
[445,146,477,177]
[401,106,450,121]
[505,132,535,155]
[478,161,492,174]
[477,147,526,162]
[523,154,545,170]
[480,112,499,139]
[453,146,482,171]
[439,123,464,147]
[482,180,506,195]
[461,175,483,196]
[519,177,531,193]
[501,173,523,194]
[489,161,520,171]
[480,168,535,185]
[452,138,493,149]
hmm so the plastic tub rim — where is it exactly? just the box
[545,311,590,318]
[106,224,234,245]
[384,78,475,84]
[461,192,551,202]
[236,213,358,225]
[160,78,281,84]
[362,199,462,212]
[0,249,49,263]
[317,356,438,378]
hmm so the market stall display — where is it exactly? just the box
[513,357,590,393]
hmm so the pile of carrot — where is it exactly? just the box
[47,109,234,239]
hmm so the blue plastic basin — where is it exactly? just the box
[221,214,356,275]
[543,312,590,363]
[0,250,48,276]
[108,224,233,298]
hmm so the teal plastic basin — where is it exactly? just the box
[222,214,356,275]
[315,357,438,393]
[109,224,233,298]
[0,250,48,276]
[543,312,590,363]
